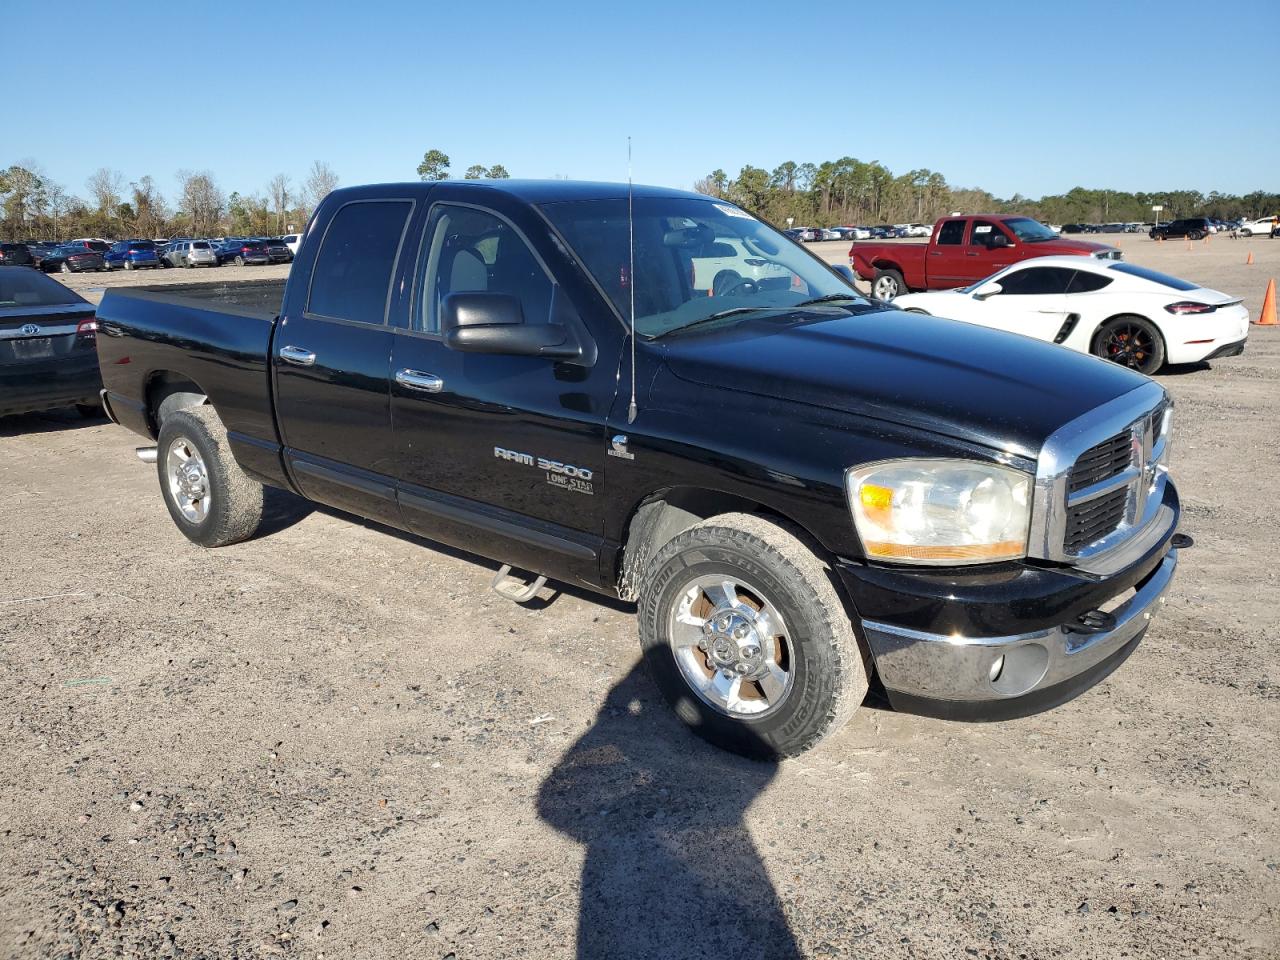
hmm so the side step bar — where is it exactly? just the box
[491,564,547,604]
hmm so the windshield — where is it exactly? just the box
[0,268,89,308]
[1003,217,1057,242]
[192,241,210,249]
[540,196,865,338]
[128,241,155,251]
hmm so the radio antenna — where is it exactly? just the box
[626,136,638,424]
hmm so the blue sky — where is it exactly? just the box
[7,0,1277,204]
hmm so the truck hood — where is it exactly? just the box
[1025,238,1118,258]
[660,308,1150,458]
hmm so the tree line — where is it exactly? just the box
[0,161,341,242]
[695,160,1280,227]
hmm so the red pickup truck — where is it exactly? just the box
[851,215,1120,300]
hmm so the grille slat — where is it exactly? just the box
[1068,432,1133,494]
[1065,487,1128,552]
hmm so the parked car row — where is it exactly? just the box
[0,234,302,273]
[785,223,933,243]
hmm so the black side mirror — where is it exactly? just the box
[990,233,1011,248]
[442,292,581,359]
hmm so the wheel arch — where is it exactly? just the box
[615,485,836,602]
[144,370,210,435]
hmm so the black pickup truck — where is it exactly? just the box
[95,180,1182,758]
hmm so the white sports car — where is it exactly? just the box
[893,255,1249,374]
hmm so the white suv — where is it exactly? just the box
[1239,217,1278,237]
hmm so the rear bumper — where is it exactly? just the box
[0,351,102,417]
[1203,337,1246,360]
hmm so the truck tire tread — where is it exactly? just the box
[638,512,869,759]
[156,406,264,548]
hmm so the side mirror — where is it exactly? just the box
[973,282,1003,300]
[830,264,858,285]
[990,233,1011,248]
[442,292,581,359]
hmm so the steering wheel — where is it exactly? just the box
[712,271,758,298]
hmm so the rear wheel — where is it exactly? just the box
[124,259,133,271]
[871,268,906,300]
[638,513,868,758]
[60,262,71,274]
[156,406,263,548]
[235,255,244,267]
[1094,315,1165,375]
[1189,230,1204,241]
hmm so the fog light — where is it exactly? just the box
[989,655,1006,683]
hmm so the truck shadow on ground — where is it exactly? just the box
[536,663,803,960]
[0,408,106,437]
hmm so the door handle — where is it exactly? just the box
[279,345,316,366]
[395,369,444,393]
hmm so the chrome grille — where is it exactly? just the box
[1028,382,1174,574]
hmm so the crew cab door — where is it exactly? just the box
[970,265,1075,342]
[962,219,1018,282]
[388,192,615,588]
[271,197,415,527]
[926,218,970,286]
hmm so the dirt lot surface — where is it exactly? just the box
[2,238,1278,959]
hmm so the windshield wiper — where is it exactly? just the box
[660,306,770,338]
[793,293,866,308]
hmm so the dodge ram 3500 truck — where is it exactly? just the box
[852,214,1121,300]
[95,181,1182,758]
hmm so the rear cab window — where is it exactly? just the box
[936,220,966,245]
[307,200,413,324]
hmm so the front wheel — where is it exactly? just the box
[1241,228,1253,237]
[124,259,133,271]
[871,268,906,300]
[1094,315,1165,375]
[156,406,264,547]
[60,262,71,274]
[638,513,869,759]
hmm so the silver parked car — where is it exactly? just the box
[167,240,220,268]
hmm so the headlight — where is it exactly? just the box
[846,459,1031,565]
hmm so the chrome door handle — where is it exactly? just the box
[279,345,316,366]
[395,369,444,393]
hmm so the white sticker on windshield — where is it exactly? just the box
[714,203,755,220]
[974,225,992,234]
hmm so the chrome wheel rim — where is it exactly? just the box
[166,436,211,523]
[667,574,794,718]
[873,275,898,299]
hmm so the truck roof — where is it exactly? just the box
[325,179,710,204]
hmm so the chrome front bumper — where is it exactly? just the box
[862,550,1177,707]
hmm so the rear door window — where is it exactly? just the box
[308,200,413,325]
[936,220,966,245]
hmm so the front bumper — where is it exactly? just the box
[857,551,1175,720]
[837,484,1180,721]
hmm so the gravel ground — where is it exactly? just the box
[1,239,1277,959]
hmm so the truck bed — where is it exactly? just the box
[95,286,286,486]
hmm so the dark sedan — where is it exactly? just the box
[40,245,106,274]
[0,268,102,418]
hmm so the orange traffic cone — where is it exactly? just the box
[1246,251,1254,265]
[1256,279,1277,326]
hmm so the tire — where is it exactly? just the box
[637,512,869,759]
[235,255,244,267]
[1241,228,1253,237]
[1094,315,1166,375]
[60,262,71,274]
[156,406,264,548]
[1190,230,1204,241]
[124,259,133,271]
[871,268,906,300]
